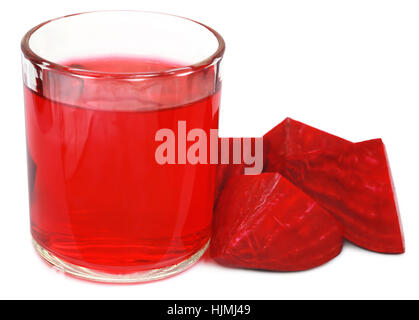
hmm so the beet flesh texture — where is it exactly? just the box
[215,137,261,202]
[264,118,404,253]
[264,117,352,160]
[215,163,245,203]
[211,173,344,271]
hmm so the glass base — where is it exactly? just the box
[32,238,209,283]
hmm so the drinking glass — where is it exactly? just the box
[21,11,224,283]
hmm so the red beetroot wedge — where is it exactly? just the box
[211,173,344,271]
[264,117,352,172]
[277,139,404,253]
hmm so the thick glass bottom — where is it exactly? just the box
[32,238,209,283]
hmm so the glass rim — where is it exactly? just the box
[21,10,226,79]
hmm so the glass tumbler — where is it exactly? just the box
[21,11,224,283]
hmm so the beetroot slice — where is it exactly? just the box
[264,117,352,172]
[277,139,404,253]
[211,173,344,271]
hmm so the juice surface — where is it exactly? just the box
[25,56,220,273]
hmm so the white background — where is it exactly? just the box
[1,0,418,300]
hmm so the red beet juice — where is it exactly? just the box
[24,56,220,274]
